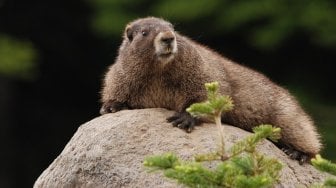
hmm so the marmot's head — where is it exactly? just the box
[121,17,177,65]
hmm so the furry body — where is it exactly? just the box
[100,17,322,163]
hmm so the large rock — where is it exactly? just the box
[34,108,329,188]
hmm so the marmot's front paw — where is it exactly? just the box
[167,112,200,133]
[100,101,130,115]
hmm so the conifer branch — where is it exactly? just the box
[187,82,233,159]
[229,125,281,158]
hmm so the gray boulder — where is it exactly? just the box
[34,108,329,188]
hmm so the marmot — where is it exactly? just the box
[100,17,322,163]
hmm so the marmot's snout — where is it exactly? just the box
[154,31,177,62]
[160,32,175,45]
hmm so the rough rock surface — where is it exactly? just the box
[34,108,329,188]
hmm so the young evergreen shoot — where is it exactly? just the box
[144,82,283,187]
[311,154,336,187]
[229,125,281,158]
[187,82,234,159]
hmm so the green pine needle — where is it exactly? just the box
[230,155,255,176]
[187,82,234,120]
[234,174,273,188]
[230,124,281,157]
[187,103,214,118]
[164,163,220,187]
[144,153,180,170]
[253,125,281,142]
[194,152,222,162]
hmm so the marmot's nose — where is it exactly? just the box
[161,36,174,44]
[160,31,175,45]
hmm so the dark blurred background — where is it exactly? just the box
[0,0,335,187]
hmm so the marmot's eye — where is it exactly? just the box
[142,31,148,36]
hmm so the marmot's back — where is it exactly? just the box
[100,17,322,163]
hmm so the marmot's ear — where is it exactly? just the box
[125,26,133,41]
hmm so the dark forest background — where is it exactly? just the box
[0,0,335,187]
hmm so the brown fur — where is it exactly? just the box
[100,17,322,162]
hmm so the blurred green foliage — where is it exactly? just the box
[90,0,336,49]
[90,0,136,36]
[152,0,220,21]
[0,34,37,80]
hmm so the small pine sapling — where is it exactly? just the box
[187,82,234,159]
[144,82,283,187]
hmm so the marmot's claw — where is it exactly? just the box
[299,155,309,165]
[100,101,130,115]
[167,112,199,133]
[282,146,310,165]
